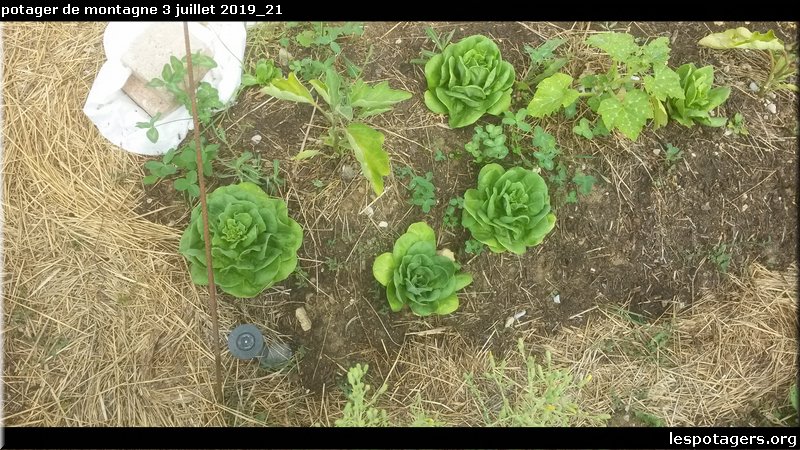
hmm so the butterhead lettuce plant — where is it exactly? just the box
[462,164,556,254]
[666,63,730,127]
[373,222,472,316]
[424,35,515,128]
[180,182,303,298]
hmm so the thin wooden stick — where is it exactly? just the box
[182,21,223,403]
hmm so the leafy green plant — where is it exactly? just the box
[664,143,683,165]
[291,22,364,54]
[407,171,436,213]
[725,112,749,136]
[518,38,568,90]
[136,112,162,143]
[434,149,447,161]
[462,164,556,254]
[699,27,797,94]
[147,53,222,125]
[411,26,456,65]
[464,238,485,256]
[138,54,226,198]
[241,59,283,88]
[466,339,610,426]
[372,222,472,316]
[531,126,560,170]
[261,69,411,195]
[709,242,732,273]
[143,140,219,199]
[790,383,799,416]
[443,196,464,228]
[179,182,303,298]
[465,124,509,163]
[572,171,596,195]
[528,32,729,140]
[335,363,389,427]
[666,63,730,127]
[424,35,515,128]
[572,117,610,140]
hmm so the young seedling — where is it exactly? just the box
[725,112,749,136]
[709,243,732,273]
[465,124,509,163]
[531,126,560,171]
[241,59,283,88]
[406,171,436,213]
[261,68,412,195]
[443,196,464,228]
[664,143,683,166]
[411,26,455,65]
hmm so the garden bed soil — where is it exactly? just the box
[140,21,797,395]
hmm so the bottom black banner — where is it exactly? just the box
[3,426,799,449]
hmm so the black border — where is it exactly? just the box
[3,426,800,449]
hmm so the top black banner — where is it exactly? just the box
[0,1,794,21]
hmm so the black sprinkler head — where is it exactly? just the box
[227,323,294,369]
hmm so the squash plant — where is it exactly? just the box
[261,69,411,195]
[527,32,729,140]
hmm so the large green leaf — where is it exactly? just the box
[349,80,412,118]
[644,65,685,101]
[598,89,653,140]
[261,72,314,104]
[586,32,639,62]
[698,27,784,51]
[372,252,395,286]
[527,73,580,118]
[308,79,330,105]
[344,123,390,195]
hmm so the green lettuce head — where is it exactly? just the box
[424,35,515,128]
[666,63,731,128]
[462,164,556,254]
[372,222,472,316]
[180,182,303,298]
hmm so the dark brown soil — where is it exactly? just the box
[138,22,798,395]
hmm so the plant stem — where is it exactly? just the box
[182,21,223,404]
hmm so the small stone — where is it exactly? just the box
[395,38,402,44]
[251,134,262,145]
[653,148,661,155]
[553,294,561,304]
[767,92,777,99]
[691,152,697,157]
[742,193,748,200]
[766,103,777,114]
[295,307,312,331]
[437,248,455,261]
[278,48,291,66]
[378,221,388,228]
[741,204,749,212]
[146,198,153,204]
[341,164,358,181]
[714,21,724,26]
[749,81,760,92]
[713,152,719,156]
[701,202,711,211]
[362,205,374,217]
[589,268,596,273]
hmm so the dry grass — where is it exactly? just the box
[1,22,316,426]
[535,263,798,426]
